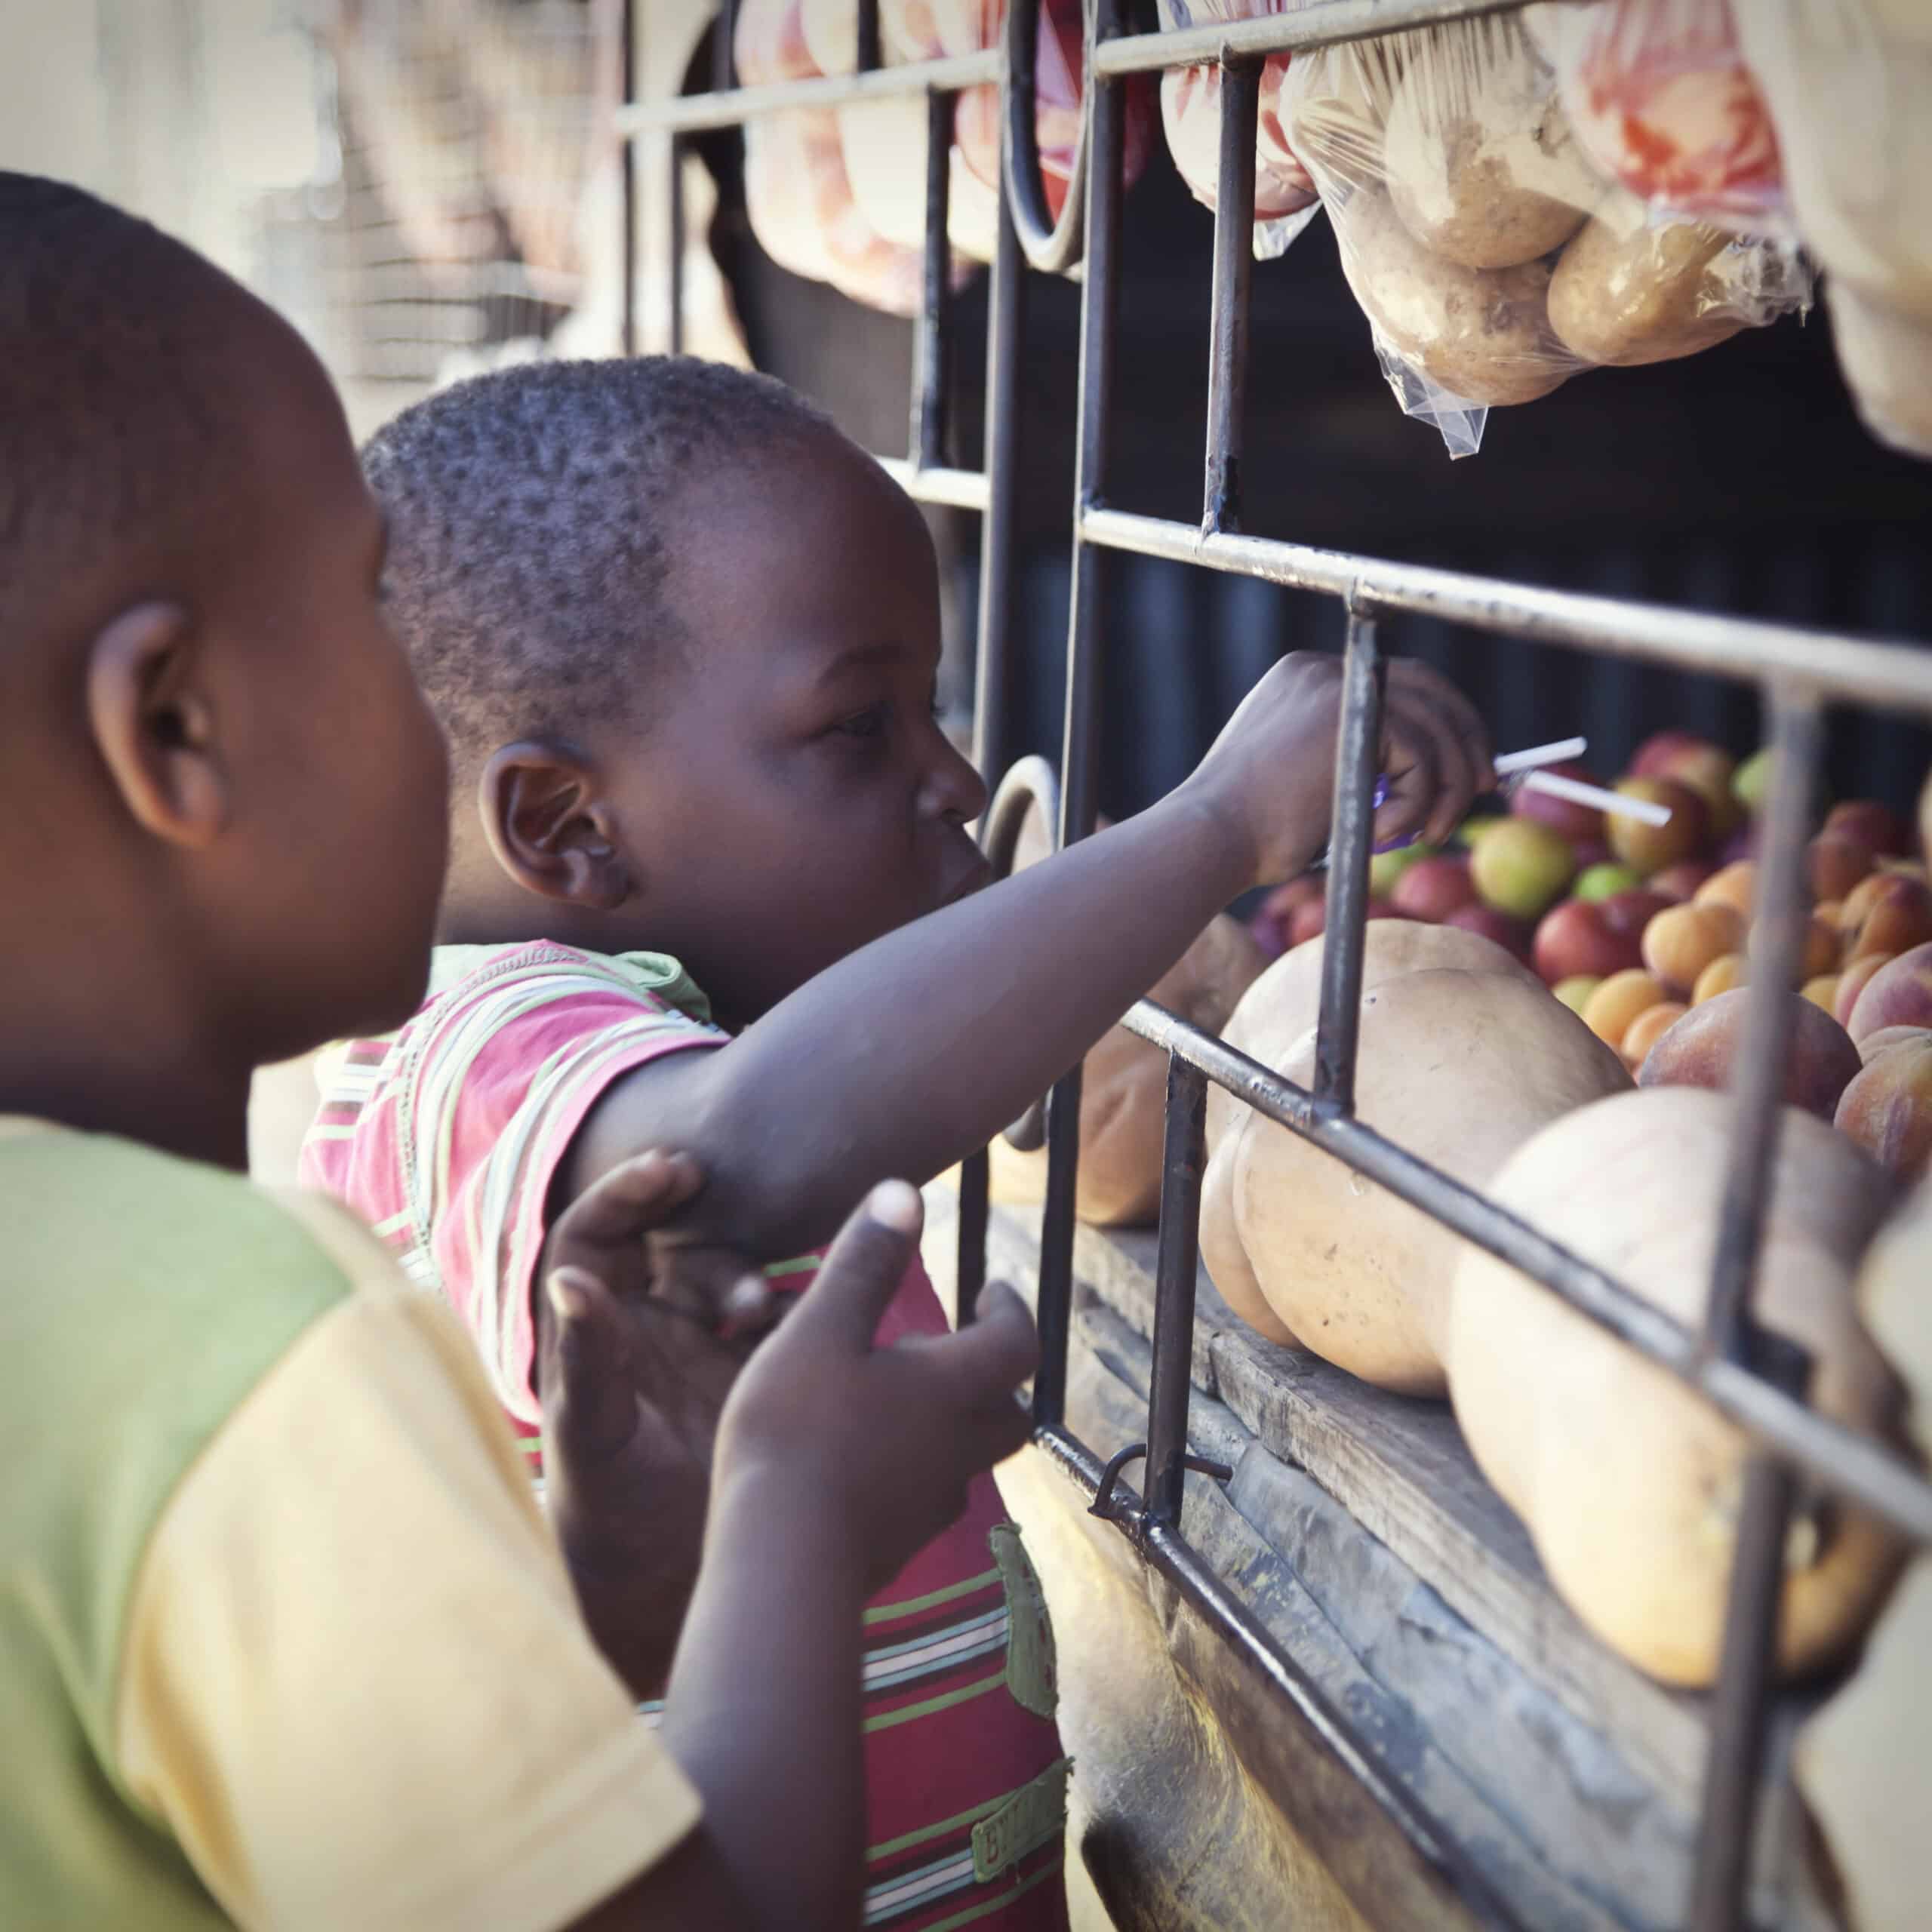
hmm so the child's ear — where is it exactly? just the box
[480,742,634,911]
[85,601,229,848]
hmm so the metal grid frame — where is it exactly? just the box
[617,5,1932,1926]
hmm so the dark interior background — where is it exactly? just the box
[685,15,1932,825]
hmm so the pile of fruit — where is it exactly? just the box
[1254,736,1932,1182]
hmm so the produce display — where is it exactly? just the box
[1447,1087,1903,1686]
[983,802,1266,1227]
[1155,1,1320,258]
[1285,9,1809,453]
[1796,1182,1932,1931]
[1733,0,1932,457]
[1199,921,1629,1394]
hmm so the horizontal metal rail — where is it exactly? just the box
[875,457,993,512]
[613,47,998,134]
[1091,0,1528,75]
[1081,506,1932,716]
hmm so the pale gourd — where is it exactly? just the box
[1448,1087,1904,1687]
[982,802,1266,1228]
[1201,925,1628,1393]
[1794,1182,1932,1931]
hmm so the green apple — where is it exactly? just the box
[1369,841,1436,898]
[1470,820,1577,921]
[1552,975,1601,1017]
[1574,861,1643,902]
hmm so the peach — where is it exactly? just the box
[1834,952,1896,1030]
[1620,1001,1687,1071]
[1600,888,1675,940]
[1607,778,1711,876]
[1583,969,1668,1051]
[1443,903,1533,961]
[1695,861,1756,919]
[1814,898,1845,934]
[1826,799,1915,859]
[1839,870,1894,936]
[1845,876,1932,963]
[1859,1025,1927,1066]
[1650,860,1718,903]
[1391,854,1478,921]
[1512,761,1608,844]
[1694,953,1748,1004]
[1793,914,1841,983]
[1470,820,1577,921]
[1532,898,1645,986]
[1641,902,1747,996]
[1810,832,1875,903]
[1802,975,1841,1013]
[1847,942,1932,1045]
[1833,1030,1932,1180]
[1635,988,1863,1121]
[1552,975,1601,1017]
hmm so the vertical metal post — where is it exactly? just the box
[912,87,952,469]
[1687,685,1824,1932]
[712,0,735,92]
[856,0,881,73]
[1035,0,1124,1432]
[618,0,636,357]
[971,125,1026,790]
[667,131,687,356]
[1315,611,1385,1114]
[1203,58,1258,536]
[1145,1057,1209,1527]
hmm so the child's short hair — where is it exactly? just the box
[362,358,838,774]
[0,174,243,657]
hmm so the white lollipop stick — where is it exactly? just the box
[1494,737,1587,777]
[1523,768,1672,826]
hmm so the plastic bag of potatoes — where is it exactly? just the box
[1155,0,1320,260]
[1287,8,1810,456]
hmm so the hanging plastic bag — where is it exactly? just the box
[1731,0,1932,460]
[1524,0,1788,235]
[1287,12,1809,456]
[1155,1,1320,260]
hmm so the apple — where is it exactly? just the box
[1641,902,1747,997]
[1552,975,1601,1017]
[1607,777,1710,876]
[1390,854,1478,921]
[1847,942,1932,1045]
[1629,730,1713,779]
[1635,988,1863,1121]
[1454,811,1508,851]
[1287,895,1327,949]
[1661,747,1743,841]
[1443,902,1533,961]
[1571,838,1614,872]
[1600,888,1675,940]
[1533,898,1645,985]
[1826,800,1914,859]
[1574,862,1643,902]
[1733,746,1776,817]
[1253,875,1324,958]
[1512,761,1608,844]
[1649,860,1717,902]
[1470,820,1577,921]
[1370,841,1435,899]
[1581,968,1668,1051]
[1833,1029,1932,1180]
[1809,832,1875,904]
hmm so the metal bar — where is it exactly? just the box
[1093,0,1525,76]
[972,163,1026,788]
[1032,1418,1523,1927]
[856,0,881,75]
[954,1146,989,1326]
[614,49,1001,134]
[912,87,953,471]
[1145,1059,1210,1527]
[1315,613,1385,1113]
[1203,57,1260,534]
[618,0,636,357]
[1035,0,1128,1432]
[667,132,686,357]
[1003,0,1088,274]
[1701,690,1823,1365]
[873,460,992,512]
[712,0,735,93]
[1079,508,1932,717]
[1118,998,1932,1547]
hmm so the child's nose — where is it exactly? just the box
[927,738,989,824]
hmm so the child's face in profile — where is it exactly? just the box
[593,436,990,1027]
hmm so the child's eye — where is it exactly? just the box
[831,706,887,740]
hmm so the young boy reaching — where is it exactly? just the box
[0,174,1040,1932]
[299,358,1494,1927]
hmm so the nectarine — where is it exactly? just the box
[1845,877,1932,964]
[1847,943,1932,1046]
[1810,833,1876,904]
[1826,800,1914,860]
[1835,952,1896,1031]
[1636,988,1863,1121]
[1834,1030,1932,1180]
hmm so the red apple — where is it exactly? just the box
[1532,898,1645,986]
[1826,800,1914,859]
[1253,875,1324,958]
[1629,731,1715,779]
[1600,889,1675,940]
[1391,853,1478,921]
[1511,761,1609,844]
[1607,778,1712,875]
[1570,838,1614,872]
[1444,902,1533,961]
[1656,746,1743,841]
[1649,860,1717,903]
